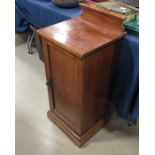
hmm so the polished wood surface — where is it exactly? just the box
[37,1,126,146]
[38,18,125,58]
[37,2,126,58]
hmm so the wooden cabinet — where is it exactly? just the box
[37,2,126,146]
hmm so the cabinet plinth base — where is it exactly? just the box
[47,110,110,147]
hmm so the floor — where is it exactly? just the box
[15,43,139,155]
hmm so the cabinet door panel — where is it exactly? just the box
[48,45,83,132]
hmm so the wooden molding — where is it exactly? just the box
[47,110,110,147]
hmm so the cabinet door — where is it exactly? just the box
[43,40,84,134]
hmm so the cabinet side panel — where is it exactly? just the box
[48,44,84,134]
[82,44,116,133]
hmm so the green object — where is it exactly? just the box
[96,1,139,36]
[123,13,139,36]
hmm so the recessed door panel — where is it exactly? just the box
[48,45,83,132]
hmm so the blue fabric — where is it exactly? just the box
[111,35,139,123]
[15,0,139,123]
[15,0,82,32]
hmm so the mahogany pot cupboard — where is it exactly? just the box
[37,1,126,146]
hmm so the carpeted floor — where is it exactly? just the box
[15,43,139,155]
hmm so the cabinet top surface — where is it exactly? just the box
[38,17,125,58]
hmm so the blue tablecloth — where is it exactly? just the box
[111,35,139,123]
[15,0,82,32]
[15,0,139,123]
